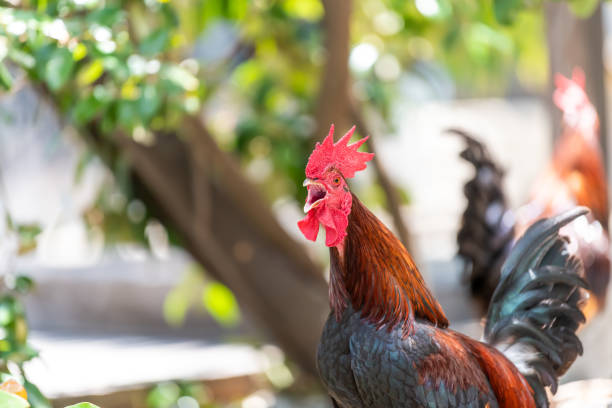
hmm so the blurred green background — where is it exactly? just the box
[0,0,609,407]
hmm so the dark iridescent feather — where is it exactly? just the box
[449,128,515,313]
[485,207,589,407]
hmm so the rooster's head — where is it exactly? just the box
[554,67,598,138]
[297,124,374,247]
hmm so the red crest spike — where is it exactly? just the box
[553,68,590,115]
[326,124,335,140]
[572,67,585,88]
[553,67,598,134]
[335,125,356,147]
[305,125,374,179]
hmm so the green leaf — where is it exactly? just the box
[568,0,599,17]
[163,290,190,327]
[14,276,34,295]
[0,299,16,326]
[232,60,264,89]
[138,84,161,121]
[76,60,104,86]
[0,62,13,91]
[33,44,56,80]
[63,403,100,408]
[74,150,95,185]
[11,344,38,362]
[0,390,29,408]
[227,0,249,20]
[139,28,170,56]
[44,48,74,91]
[86,6,124,27]
[0,38,6,61]
[16,225,41,255]
[163,266,204,326]
[102,56,129,80]
[162,66,199,91]
[72,95,104,125]
[12,316,30,346]
[493,0,522,24]
[117,100,138,128]
[282,0,324,21]
[202,282,240,327]
[8,49,35,69]
[23,382,50,408]
[72,44,88,62]
[146,382,180,408]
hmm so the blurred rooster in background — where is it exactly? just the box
[298,125,587,407]
[454,68,610,319]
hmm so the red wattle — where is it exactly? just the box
[298,192,351,247]
[317,206,349,247]
[298,211,319,241]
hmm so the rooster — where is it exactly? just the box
[298,125,587,407]
[454,68,609,318]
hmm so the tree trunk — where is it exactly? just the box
[315,0,353,138]
[545,2,608,170]
[315,0,412,251]
[88,120,330,378]
[34,81,330,376]
[349,101,412,251]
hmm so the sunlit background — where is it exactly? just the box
[1,0,612,407]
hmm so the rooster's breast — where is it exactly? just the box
[317,306,500,407]
[317,307,365,408]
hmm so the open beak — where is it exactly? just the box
[303,179,327,213]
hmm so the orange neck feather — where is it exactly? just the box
[329,194,448,336]
[552,129,609,228]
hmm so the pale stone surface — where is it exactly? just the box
[24,332,266,398]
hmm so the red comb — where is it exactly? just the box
[553,67,591,114]
[553,67,598,134]
[305,124,374,179]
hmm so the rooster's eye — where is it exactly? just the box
[333,177,341,185]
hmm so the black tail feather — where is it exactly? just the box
[449,128,515,313]
[484,208,589,408]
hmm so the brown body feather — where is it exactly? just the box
[326,195,536,407]
[460,333,535,408]
[417,329,536,408]
[329,194,448,336]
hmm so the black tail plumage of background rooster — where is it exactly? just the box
[298,125,588,407]
[454,68,609,320]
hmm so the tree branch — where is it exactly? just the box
[112,122,330,377]
[349,101,412,251]
[34,81,329,377]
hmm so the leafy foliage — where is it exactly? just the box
[1,0,204,139]
[494,0,601,21]
[0,389,30,408]
[0,376,49,408]
[147,381,215,408]
[0,380,100,408]
[163,265,241,328]
[0,0,581,223]
[0,213,47,408]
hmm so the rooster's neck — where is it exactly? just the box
[550,129,609,228]
[329,194,449,336]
